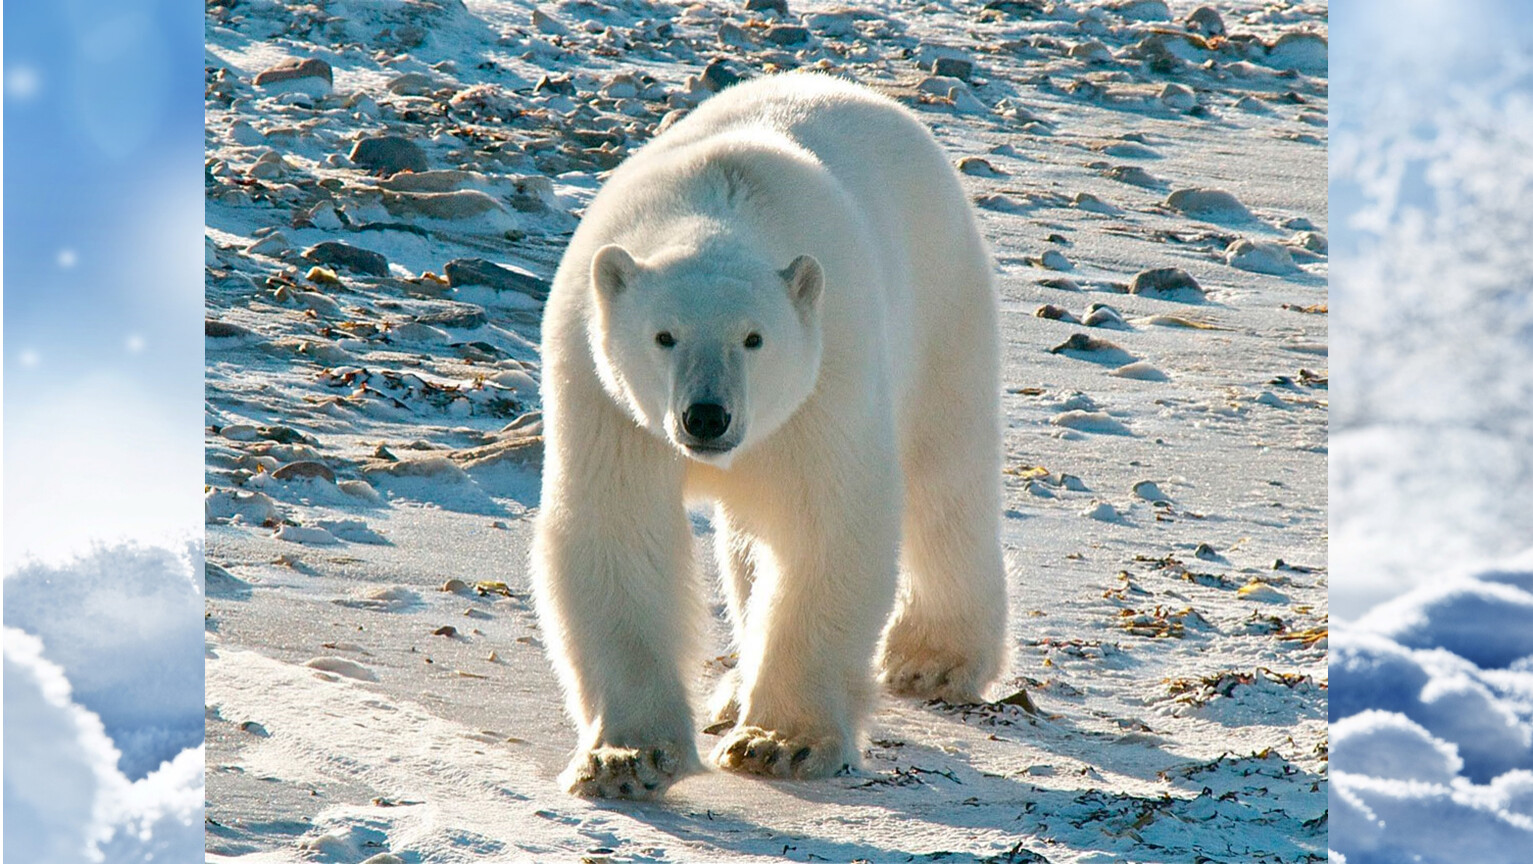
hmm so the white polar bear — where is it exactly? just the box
[532,73,1008,799]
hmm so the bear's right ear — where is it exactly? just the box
[591,244,638,300]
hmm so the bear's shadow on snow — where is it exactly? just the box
[611,706,1324,862]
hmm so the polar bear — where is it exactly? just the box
[531,73,1007,799]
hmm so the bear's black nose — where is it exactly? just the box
[682,403,731,441]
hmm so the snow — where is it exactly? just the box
[203,0,1327,860]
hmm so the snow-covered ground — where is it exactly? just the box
[203,1,1328,861]
[1327,1,1533,861]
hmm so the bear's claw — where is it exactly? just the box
[561,744,686,800]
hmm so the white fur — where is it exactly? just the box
[532,74,1008,799]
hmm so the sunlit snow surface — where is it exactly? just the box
[1330,1,1533,861]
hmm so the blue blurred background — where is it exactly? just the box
[1331,0,1533,619]
[4,0,204,566]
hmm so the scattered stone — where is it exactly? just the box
[1159,83,1196,112]
[1050,333,1137,365]
[1035,304,1080,323]
[1082,303,1126,328]
[304,656,378,681]
[272,461,337,483]
[1081,500,1124,522]
[304,241,390,277]
[444,258,550,299]
[1072,192,1119,214]
[745,0,789,14]
[933,57,975,81]
[253,57,333,96]
[1225,239,1300,275]
[531,8,568,35]
[1132,480,1170,502]
[1068,41,1114,63]
[416,304,488,330]
[1110,361,1168,381]
[1129,268,1205,300]
[1234,95,1271,114]
[1266,31,1327,75]
[765,25,810,45]
[701,59,744,92]
[957,156,1004,177]
[206,319,256,339]
[349,136,429,176]
[1291,231,1327,254]
[388,72,439,96]
[1186,6,1225,36]
[1109,0,1171,21]
[1039,249,1072,270]
[1106,165,1161,188]
[1165,187,1252,220]
[381,189,504,221]
[1053,411,1133,436]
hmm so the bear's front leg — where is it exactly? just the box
[532,423,702,800]
[711,464,902,779]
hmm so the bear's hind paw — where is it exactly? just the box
[881,648,994,704]
[561,744,689,800]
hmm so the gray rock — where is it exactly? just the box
[1165,187,1252,220]
[303,241,390,277]
[765,25,810,45]
[272,461,336,483]
[381,190,503,220]
[416,304,488,330]
[933,57,975,81]
[349,136,429,175]
[444,258,550,299]
[387,72,438,96]
[1186,6,1225,36]
[745,0,789,15]
[253,57,333,95]
[702,59,745,92]
[1129,267,1205,300]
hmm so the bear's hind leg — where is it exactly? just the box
[881,410,1008,704]
[707,505,757,729]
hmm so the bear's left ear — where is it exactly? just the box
[591,244,638,300]
[780,254,823,316]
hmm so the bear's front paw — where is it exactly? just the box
[711,726,852,779]
[881,627,1000,704]
[561,744,689,800]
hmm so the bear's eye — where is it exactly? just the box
[655,331,676,348]
[744,332,763,350]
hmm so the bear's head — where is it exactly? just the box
[588,242,824,467]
